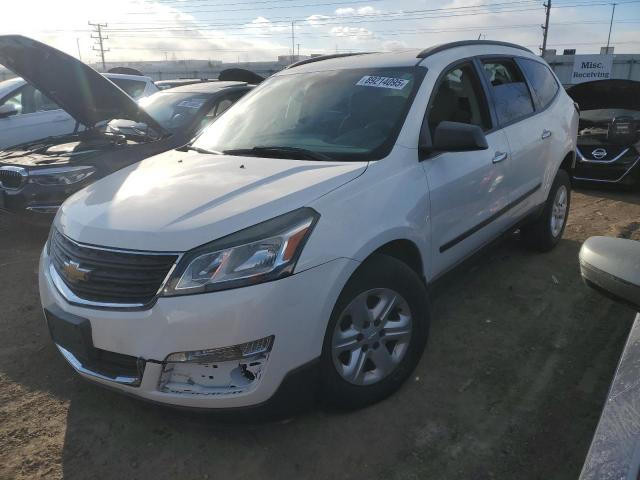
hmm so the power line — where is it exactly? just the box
[103,0,640,30]
[102,19,640,41]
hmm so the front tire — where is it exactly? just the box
[319,254,430,410]
[521,169,571,252]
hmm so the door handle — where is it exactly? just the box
[492,151,508,163]
[541,129,552,139]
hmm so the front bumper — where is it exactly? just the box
[0,177,92,217]
[572,149,640,186]
[39,246,358,409]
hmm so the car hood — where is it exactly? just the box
[57,150,367,251]
[567,79,640,111]
[0,35,167,135]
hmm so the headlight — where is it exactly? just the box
[29,166,95,186]
[162,207,319,296]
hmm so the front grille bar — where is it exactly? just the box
[48,230,181,310]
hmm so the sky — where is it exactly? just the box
[1,0,639,64]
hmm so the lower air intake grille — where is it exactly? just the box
[49,229,178,306]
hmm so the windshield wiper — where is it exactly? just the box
[223,146,333,162]
[184,145,223,155]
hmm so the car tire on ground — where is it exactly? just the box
[521,168,571,252]
[319,253,430,410]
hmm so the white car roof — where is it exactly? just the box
[277,41,539,75]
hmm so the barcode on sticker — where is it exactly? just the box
[356,76,409,90]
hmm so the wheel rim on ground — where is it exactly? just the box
[331,288,413,386]
[551,185,568,238]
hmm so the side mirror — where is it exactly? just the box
[0,103,19,119]
[579,236,640,311]
[421,121,489,154]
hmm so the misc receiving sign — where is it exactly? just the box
[571,55,614,84]
[356,75,410,90]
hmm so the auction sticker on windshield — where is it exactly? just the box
[356,76,409,90]
[177,99,206,109]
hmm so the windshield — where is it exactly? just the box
[578,108,640,146]
[138,91,211,131]
[193,67,423,161]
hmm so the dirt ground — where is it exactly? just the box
[1,188,639,480]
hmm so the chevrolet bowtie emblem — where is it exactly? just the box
[62,259,91,283]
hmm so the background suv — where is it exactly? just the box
[39,40,578,411]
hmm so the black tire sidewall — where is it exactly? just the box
[319,254,430,409]
[543,169,571,243]
[522,169,571,251]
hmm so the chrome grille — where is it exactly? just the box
[0,166,27,189]
[49,229,179,306]
[578,146,629,162]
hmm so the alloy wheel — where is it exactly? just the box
[550,185,568,238]
[331,288,413,386]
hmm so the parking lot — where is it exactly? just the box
[0,188,636,479]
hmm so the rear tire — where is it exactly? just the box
[319,254,429,410]
[521,169,571,252]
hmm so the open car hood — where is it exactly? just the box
[0,35,167,135]
[567,79,640,112]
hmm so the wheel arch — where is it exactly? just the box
[559,150,576,173]
[361,238,426,284]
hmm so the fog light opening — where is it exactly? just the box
[158,336,273,396]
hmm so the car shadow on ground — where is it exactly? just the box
[0,211,635,479]
[49,233,634,480]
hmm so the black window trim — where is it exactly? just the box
[514,56,561,113]
[417,53,562,161]
[419,57,497,160]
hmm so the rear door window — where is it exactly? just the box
[518,58,559,109]
[482,59,535,125]
[33,89,60,112]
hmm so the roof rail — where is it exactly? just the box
[417,40,532,59]
[287,52,373,69]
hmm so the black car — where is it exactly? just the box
[567,79,640,188]
[0,35,254,220]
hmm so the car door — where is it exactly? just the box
[479,58,546,222]
[421,61,513,276]
[0,84,74,149]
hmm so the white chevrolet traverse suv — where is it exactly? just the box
[39,41,578,411]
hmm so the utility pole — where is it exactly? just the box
[297,43,300,58]
[606,3,617,51]
[291,20,295,63]
[76,38,82,61]
[541,0,551,56]
[89,22,109,71]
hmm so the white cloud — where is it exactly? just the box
[306,14,331,27]
[0,0,294,64]
[335,6,382,16]
[245,16,290,33]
